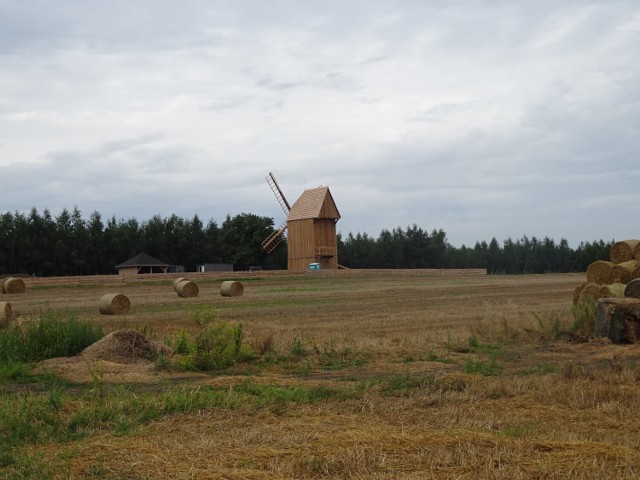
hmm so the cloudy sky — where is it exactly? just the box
[1,1,639,247]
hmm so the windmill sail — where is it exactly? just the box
[266,172,291,214]
[261,221,287,253]
[262,172,290,254]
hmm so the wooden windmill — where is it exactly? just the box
[261,172,342,270]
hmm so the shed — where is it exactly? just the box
[287,186,341,270]
[115,253,169,275]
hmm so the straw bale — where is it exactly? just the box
[608,283,626,297]
[610,260,638,284]
[632,263,640,282]
[3,277,26,294]
[99,293,131,315]
[176,280,199,298]
[220,281,244,297]
[596,298,640,343]
[586,260,614,285]
[0,278,9,293]
[173,277,187,292]
[0,302,12,328]
[610,240,640,264]
[580,283,613,303]
[624,279,640,299]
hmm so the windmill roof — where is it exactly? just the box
[287,186,341,221]
[115,253,169,268]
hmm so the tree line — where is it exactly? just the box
[0,208,611,276]
[0,207,286,276]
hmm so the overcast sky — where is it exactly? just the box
[1,1,639,247]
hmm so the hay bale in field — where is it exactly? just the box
[624,279,640,299]
[220,280,244,297]
[610,260,638,284]
[586,260,614,285]
[99,293,131,315]
[610,240,640,264]
[2,277,26,294]
[176,280,199,298]
[608,283,626,298]
[580,283,614,303]
[173,277,187,292]
[0,302,12,328]
[596,298,640,343]
[632,263,640,282]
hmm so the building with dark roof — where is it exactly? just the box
[115,253,169,275]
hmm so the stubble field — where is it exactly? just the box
[2,270,640,479]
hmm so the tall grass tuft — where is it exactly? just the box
[0,309,103,365]
[571,296,598,336]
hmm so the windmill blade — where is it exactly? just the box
[266,172,291,214]
[261,221,288,253]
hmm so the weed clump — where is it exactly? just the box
[162,305,256,372]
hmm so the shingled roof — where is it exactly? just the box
[287,186,341,221]
[115,253,169,268]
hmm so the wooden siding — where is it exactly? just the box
[287,218,339,270]
[116,266,139,276]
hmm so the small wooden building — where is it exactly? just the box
[115,253,169,275]
[287,186,341,270]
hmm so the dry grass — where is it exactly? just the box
[6,271,640,478]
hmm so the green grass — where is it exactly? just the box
[464,354,501,376]
[0,309,103,380]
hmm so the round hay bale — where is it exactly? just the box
[0,302,12,328]
[610,260,638,284]
[1,277,9,294]
[99,293,131,315]
[624,278,640,299]
[610,240,640,264]
[173,277,187,292]
[608,283,626,298]
[220,281,244,297]
[176,280,199,298]
[580,283,613,302]
[586,260,614,285]
[3,277,25,294]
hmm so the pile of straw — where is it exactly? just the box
[82,329,171,364]
[1,277,26,294]
[220,281,244,297]
[176,280,199,298]
[99,293,131,315]
[575,239,640,342]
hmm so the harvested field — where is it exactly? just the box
[3,270,640,479]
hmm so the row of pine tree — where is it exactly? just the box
[0,208,610,276]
